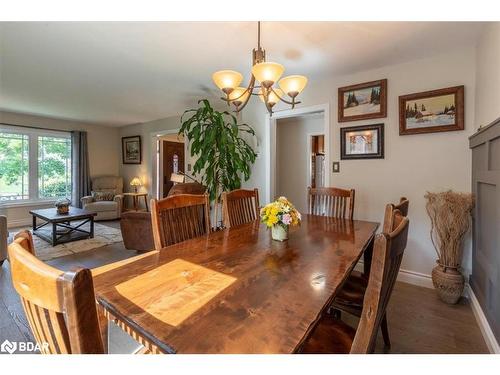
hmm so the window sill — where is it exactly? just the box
[0,199,57,209]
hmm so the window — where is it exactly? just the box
[0,132,29,200]
[0,126,72,203]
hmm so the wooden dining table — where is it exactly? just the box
[92,214,379,354]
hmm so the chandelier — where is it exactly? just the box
[212,22,308,116]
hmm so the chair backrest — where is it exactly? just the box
[120,211,154,252]
[92,176,123,194]
[151,193,211,250]
[7,231,104,354]
[350,207,410,353]
[0,215,7,262]
[308,187,355,220]
[167,182,206,197]
[221,188,260,228]
[382,197,410,233]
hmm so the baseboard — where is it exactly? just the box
[354,261,434,289]
[465,285,500,354]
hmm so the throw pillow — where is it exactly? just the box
[92,191,115,201]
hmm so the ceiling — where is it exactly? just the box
[0,22,485,127]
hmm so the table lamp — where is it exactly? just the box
[170,173,185,184]
[130,177,142,193]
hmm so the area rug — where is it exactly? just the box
[12,222,123,261]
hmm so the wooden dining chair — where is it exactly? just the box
[300,208,410,353]
[221,188,260,228]
[8,231,104,354]
[151,193,211,250]
[308,187,355,220]
[330,198,410,348]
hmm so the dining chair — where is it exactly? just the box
[8,230,105,354]
[307,187,355,220]
[151,193,211,250]
[300,207,410,353]
[221,188,260,228]
[331,198,410,348]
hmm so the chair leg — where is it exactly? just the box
[381,313,391,348]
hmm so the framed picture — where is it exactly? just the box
[122,135,142,164]
[399,85,464,135]
[338,79,387,122]
[340,123,384,160]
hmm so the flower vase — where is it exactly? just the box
[272,225,289,241]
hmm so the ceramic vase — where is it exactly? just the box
[272,225,289,241]
[431,264,464,304]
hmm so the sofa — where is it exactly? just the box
[81,176,124,221]
[0,215,7,266]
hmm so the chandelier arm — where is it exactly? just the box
[269,87,296,106]
[234,76,256,113]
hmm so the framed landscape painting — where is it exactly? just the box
[340,123,384,160]
[399,85,464,135]
[122,135,142,164]
[338,79,387,122]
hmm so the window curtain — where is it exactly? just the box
[71,131,91,207]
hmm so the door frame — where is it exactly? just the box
[306,132,325,190]
[151,129,188,199]
[266,103,330,203]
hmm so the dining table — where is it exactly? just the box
[92,214,379,354]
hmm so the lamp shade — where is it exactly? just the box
[170,173,184,183]
[229,87,250,106]
[279,75,308,98]
[259,88,283,106]
[212,70,243,93]
[251,62,284,88]
[130,177,142,186]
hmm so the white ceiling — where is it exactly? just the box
[0,22,485,127]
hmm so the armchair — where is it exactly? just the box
[81,176,124,221]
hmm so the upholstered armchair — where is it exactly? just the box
[81,176,124,221]
[0,215,7,266]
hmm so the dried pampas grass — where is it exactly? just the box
[425,190,474,269]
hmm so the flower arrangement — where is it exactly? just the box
[260,196,301,241]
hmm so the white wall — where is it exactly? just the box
[119,116,181,202]
[0,110,121,227]
[475,23,500,128]
[243,48,476,279]
[276,114,324,212]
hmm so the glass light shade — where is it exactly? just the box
[259,88,284,106]
[130,177,142,186]
[212,70,243,92]
[279,75,308,97]
[251,62,284,87]
[228,87,250,106]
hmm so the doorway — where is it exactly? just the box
[275,112,326,213]
[158,133,185,198]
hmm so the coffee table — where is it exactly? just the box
[29,207,97,246]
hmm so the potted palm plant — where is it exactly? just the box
[179,99,257,228]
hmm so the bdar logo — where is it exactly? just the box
[1,340,17,354]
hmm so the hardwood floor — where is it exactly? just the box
[0,220,489,354]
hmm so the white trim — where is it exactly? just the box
[466,285,500,354]
[266,103,330,203]
[150,128,188,199]
[354,261,434,289]
[0,199,56,209]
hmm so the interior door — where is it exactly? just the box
[162,140,185,197]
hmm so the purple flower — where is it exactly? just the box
[282,213,292,225]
